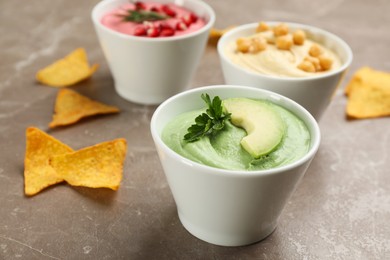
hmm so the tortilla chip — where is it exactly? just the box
[49,89,120,128]
[345,67,390,95]
[346,82,390,119]
[24,127,74,196]
[208,26,235,46]
[49,139,127,190]
[346,67,390,119]
[36,48,99,87]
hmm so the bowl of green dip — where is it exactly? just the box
[150,85,320,246]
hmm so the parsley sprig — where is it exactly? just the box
[184,94,231,142]
[119,10,168,23]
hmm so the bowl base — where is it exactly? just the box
[178,211,277,247]
[115,84,166,105]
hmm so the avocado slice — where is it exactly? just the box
[222,98,285,158]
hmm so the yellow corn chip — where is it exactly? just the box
[36,48,99,87]
[50,139,127,190]
[208,26,235,46]
[346,82,390,119]
[346,67,390,119]
[24,127,73,196]
[49,89,120,128]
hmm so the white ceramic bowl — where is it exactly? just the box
[92,0,215,105]
[217,22,353,120]
[150,85,321,246]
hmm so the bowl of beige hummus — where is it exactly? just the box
[217,21,353,120]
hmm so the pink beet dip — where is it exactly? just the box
[101,1,206,37]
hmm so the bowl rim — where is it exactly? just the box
[217,21,353,81]
[150,85,321,178]
[91,0,216,42]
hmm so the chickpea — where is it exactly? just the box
[276,35,293,50]
[309,44,323,57]
[249,37,267,53]
[298,61,316,72]
[319,55,333,70]
[248,45,257,53]
[273,23,289,37]
[304,56,321,71]
[264,34,275,44]
[293,30,306,45]
[236,38,251,53]
[256,22,269,33]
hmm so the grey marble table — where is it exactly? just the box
[0,0,389,259]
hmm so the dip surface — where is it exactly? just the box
[101,2,206,37]
[226,29,342,78]
[162,99,311,171]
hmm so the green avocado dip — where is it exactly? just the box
[161,98,311,171]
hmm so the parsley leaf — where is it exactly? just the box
[184,94,231,142]
[118,10,168,23]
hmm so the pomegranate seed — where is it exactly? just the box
[160,22,173,30]
[134,26,146,36]
[147,27,160,37]
[190,13,198,23]
[182,13,198,26]
[161,5,176,17]
[181,15,192,26]
[176,21,187,31]
[134,1,146,10]
[150,7,159,12]
[160,28,175,37]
